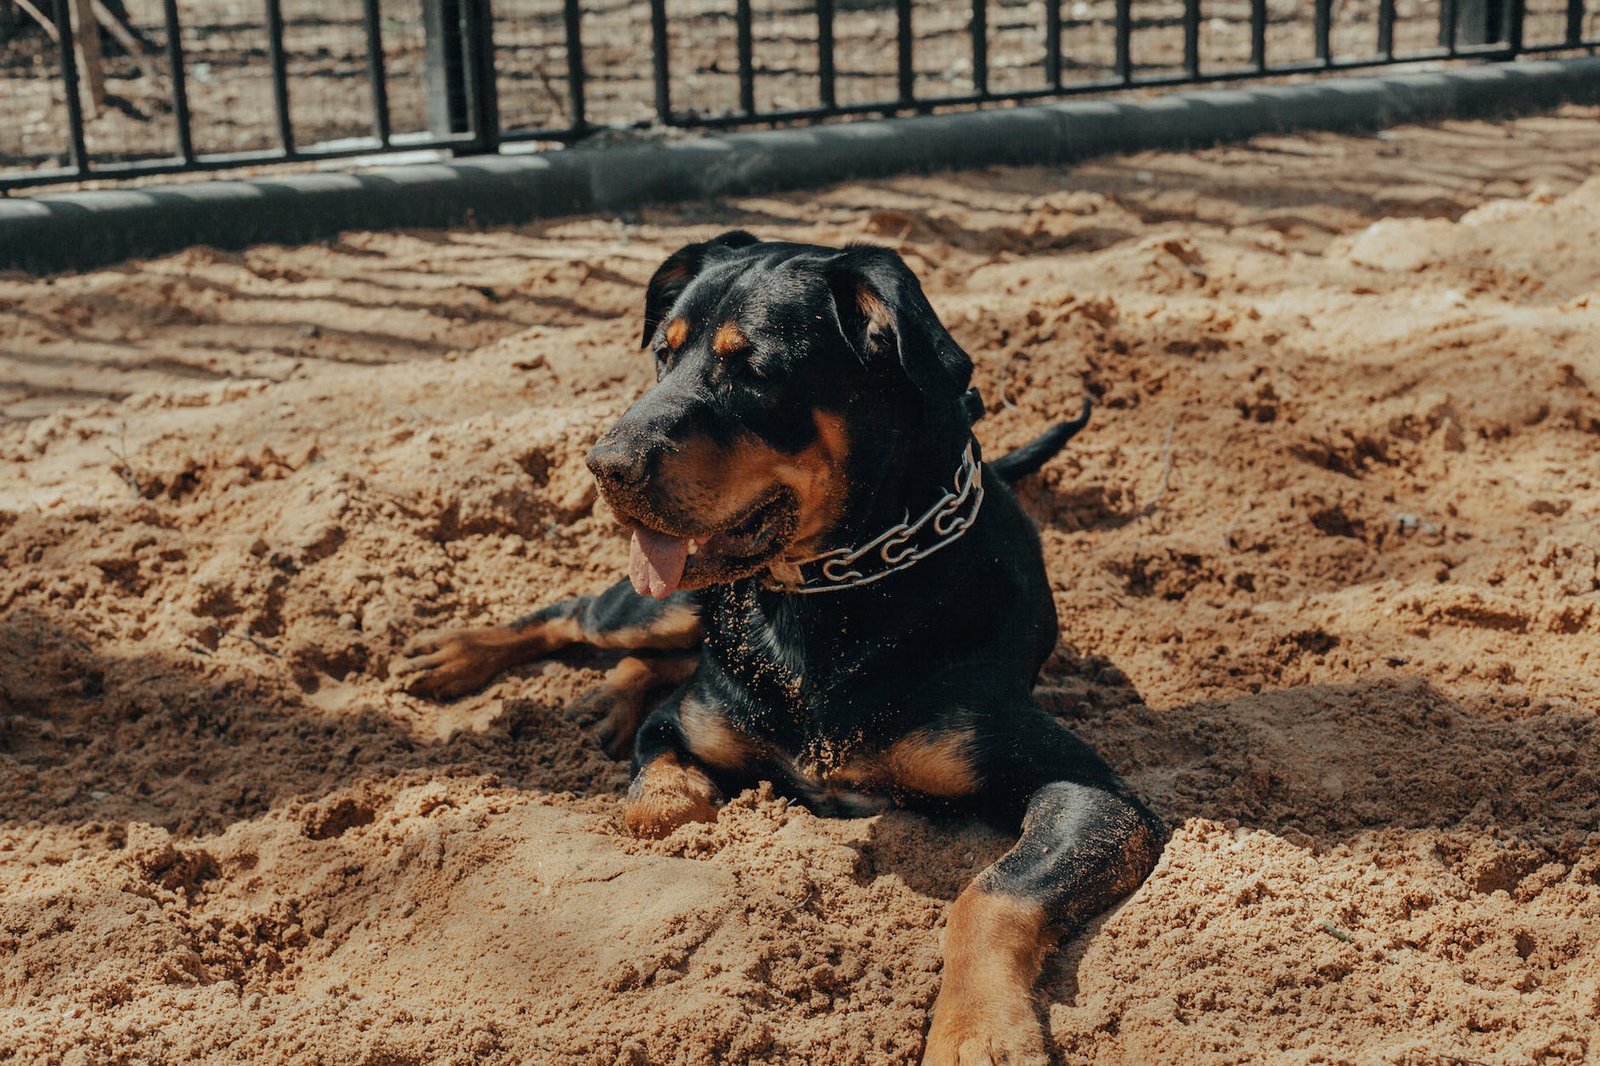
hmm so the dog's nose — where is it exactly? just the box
[586,437,656,491]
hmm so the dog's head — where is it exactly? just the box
[587,231,975,598]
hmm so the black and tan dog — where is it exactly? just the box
[396,232,1165,1065]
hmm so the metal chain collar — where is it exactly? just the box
[767,442,984,595]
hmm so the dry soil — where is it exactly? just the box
[2,106,1599,1064]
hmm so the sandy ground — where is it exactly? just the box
[2,107,1599,1064]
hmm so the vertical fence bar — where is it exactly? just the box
[51,0,90,173]
[650,0,671,122]
[460,0,498,150]
[1454,0,1497,44]
[563,0,586,133]
[735,0,755,114]
[816,0,835,109]
[1314,0,1331,62]
[361,0,392,145]
[895,0,913,105]
[971,0,987,96]
[1565,0,1583,44]
[422,0,466,134]
[1044,0,1061,87]
[1441,0,1458,52]
[1250,0,1265,69]
[1183,0,1199,75]
[263,0,294,152]
[1506,0,1524,51]
[1377,0,1395,56]
[160,0,195,163]
[1114,0,1131,81]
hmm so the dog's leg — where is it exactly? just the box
[923,714,1165,1066]
[394,579,700,699]
[621,687,727,838]
[573,653,698,759]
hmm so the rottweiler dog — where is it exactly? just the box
[396,232,1165,1065]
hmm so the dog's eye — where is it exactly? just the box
[653,346,672,375]
[738,355,776,383]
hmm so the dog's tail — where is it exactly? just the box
[990,397,1092,483]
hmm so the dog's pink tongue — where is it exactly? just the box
[629,526,689,599]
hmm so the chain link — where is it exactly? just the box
[769,443,984,595]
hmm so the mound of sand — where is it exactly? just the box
[2,109,1598,1064]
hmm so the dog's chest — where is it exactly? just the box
[700,584,918,816]
[774,741,893,817]
[706,586,877,705]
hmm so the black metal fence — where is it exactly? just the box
[1,0,1596,191]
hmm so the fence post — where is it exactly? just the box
[361,0,392,145]
[895,0,913,105]
[1445,0,1507,45]
[1114,0,1131,83]
[460,0,498,151]
[160,0,194,161]
[263,0,293,151]
[562,0,586,135]
[816,0,835,108]
[50,0,90,172]
[1044,0,1060,87]
[650,0,670,123]
[422,0,468,135]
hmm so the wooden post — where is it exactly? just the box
[92,0,158,79]
[68,0,105,117]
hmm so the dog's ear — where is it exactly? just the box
[640,230,762,348]
[828,244,972,399]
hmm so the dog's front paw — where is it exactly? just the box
[923,887,1051,1066]
[922,987,1047,1066]
[581,688,645,761]
[623,753,721,838]
[392,626,519,699]
[566,661,652,760]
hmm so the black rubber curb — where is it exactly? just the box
[3,56,1599,275]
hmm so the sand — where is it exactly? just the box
[2,107,1599,1065]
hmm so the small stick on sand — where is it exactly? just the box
[1131,417,1178,528]
[225,631,280,658]
[105,424,146,498]
[1150,417,1176,502]
[1318,921,1355,944]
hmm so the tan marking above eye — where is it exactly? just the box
[712,321,748,357]
[665,318,690,350]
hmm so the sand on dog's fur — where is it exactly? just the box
[2,110,1599,1065]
